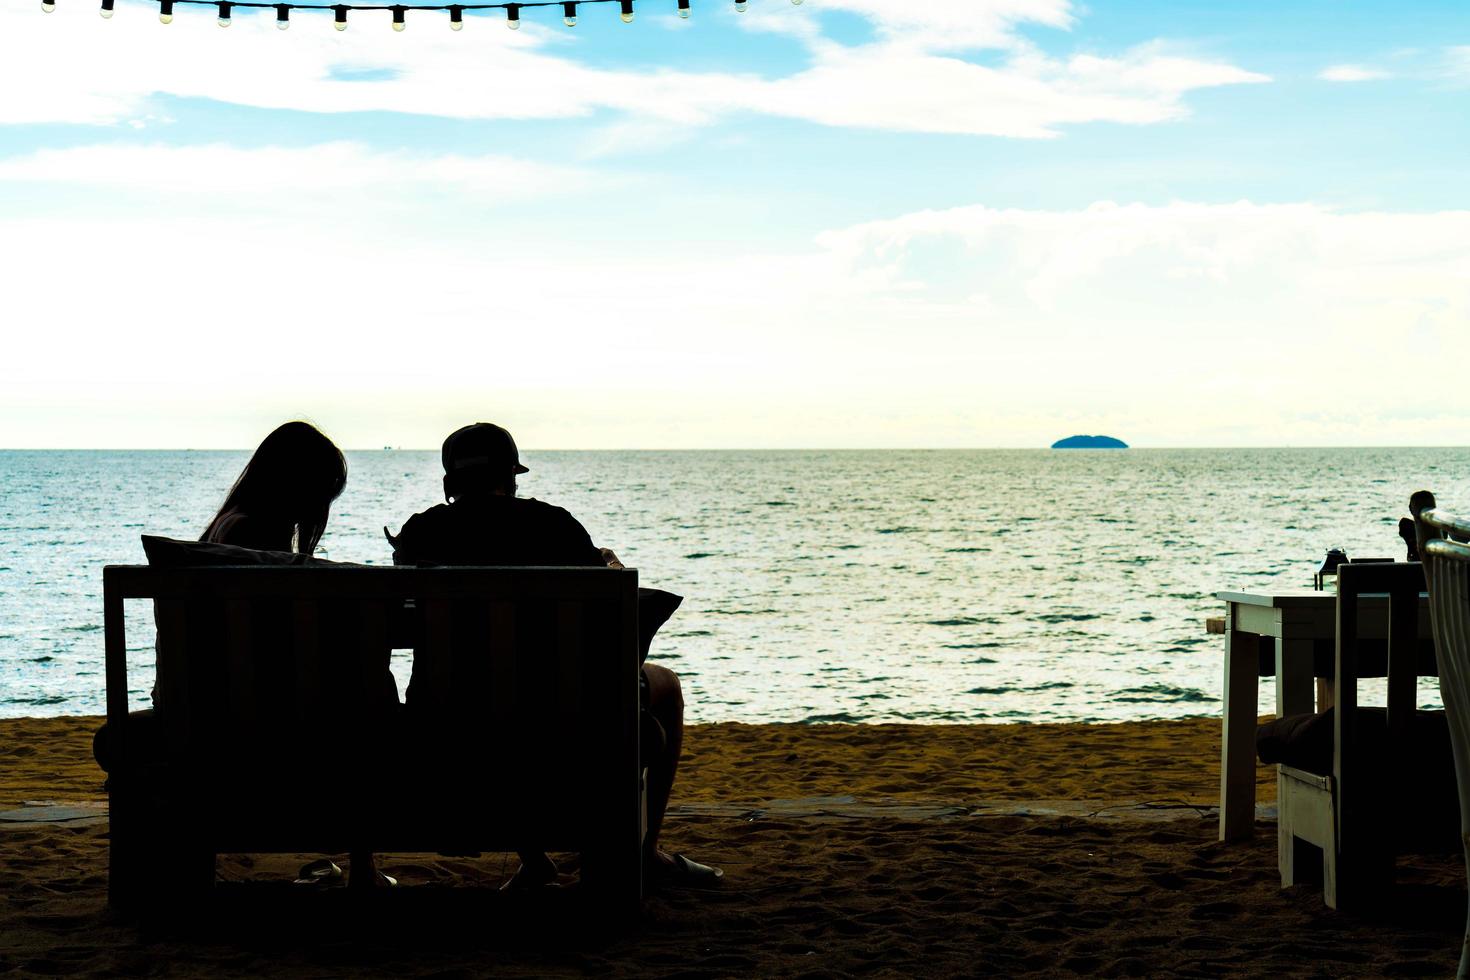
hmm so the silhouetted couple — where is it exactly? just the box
[96,419,719,890]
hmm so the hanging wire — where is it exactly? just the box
[63,0,804,24]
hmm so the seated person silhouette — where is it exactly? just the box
[94,421,394,888]
[387,422,722,888]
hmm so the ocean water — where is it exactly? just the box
[1,448,1464,724]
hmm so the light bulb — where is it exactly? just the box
[733,0,745,10]
[619,0,632,23]
[99,0,113,18]
[562,1,575,26]
[677,0,688,16]
[275,4,289,27]
[217,1,231,25]
[791,0,802,4]
[159,0,173,20]
[449,5,462,28]
[41,0,55,13]
[392,5,405,29]
[505,3,518,28]
[333,5,346,28]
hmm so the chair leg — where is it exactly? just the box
[1322,840,1338,909]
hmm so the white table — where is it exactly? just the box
[1215,588,1432,842]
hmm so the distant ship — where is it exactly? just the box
[1051,435,1128,449]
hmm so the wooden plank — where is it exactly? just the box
[1386,584,1418,797]
[358,599,390,713]
[292,600,321,721]
[225,600,254,724]
[1333,569,1360,875]
[1276,638,1315,718]
[155,599,189,748]
[101,565,635,602]
[1234,603,1287,639]
[556,601,583,722]
[102,584,129,762]
[424,599,452,706]
[1219,617,1260,842]
[489,600,515,719]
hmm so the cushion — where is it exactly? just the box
[1257,707,1454,777]
[638,587,683,663]
[140,534,343,567]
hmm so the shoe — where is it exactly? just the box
[348,867,399,889]
[293,859,344,886]
[651,853,723,888]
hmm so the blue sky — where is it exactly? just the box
[1,0,1467,447]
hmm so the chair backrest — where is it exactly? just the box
[1412,493,1470,841]
[103,565,640,807]
[1333,560,1426,843]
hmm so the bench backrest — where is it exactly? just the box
[103,565,640,811]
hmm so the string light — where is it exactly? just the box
[41,0,55,12]
[75,0,794,32]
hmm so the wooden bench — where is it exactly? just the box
[103,564,644,917]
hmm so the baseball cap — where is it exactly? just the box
[442,422,529,476]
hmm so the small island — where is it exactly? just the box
[1051,435,1129,449]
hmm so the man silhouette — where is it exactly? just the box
[388,422,721,888]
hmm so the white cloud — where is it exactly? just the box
[1445,46,1470,83]
[1,159,1467,446]
[1319,64,1392,82]
[742,43,1266,138]
[738,0,1075,53]
[0,1,1266,138]
[0,142,601,197]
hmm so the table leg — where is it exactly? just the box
[1276,638,1315,718]
[1220,621,1261,841]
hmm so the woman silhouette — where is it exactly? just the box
[201,420,346,555]
[97,422,393,887]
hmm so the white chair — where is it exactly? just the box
[1413,491,1470,979]
[1273,559,1429,909]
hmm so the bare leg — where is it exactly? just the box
[348,850,376,888]
[641,662,684,864]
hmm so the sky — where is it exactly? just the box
[0,0,1467,448]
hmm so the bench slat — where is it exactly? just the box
[226,600,253,725]
[292,600,321,722]
[489,600,515,720]
[155,599,189,748]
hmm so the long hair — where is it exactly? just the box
[203,421,348,555]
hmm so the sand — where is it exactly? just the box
[1,715,1462,977]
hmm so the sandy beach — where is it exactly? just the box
[1,715,1462,977]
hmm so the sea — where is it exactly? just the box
[1,448,1463,725]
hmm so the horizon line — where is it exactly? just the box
[4,445,1468,453]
